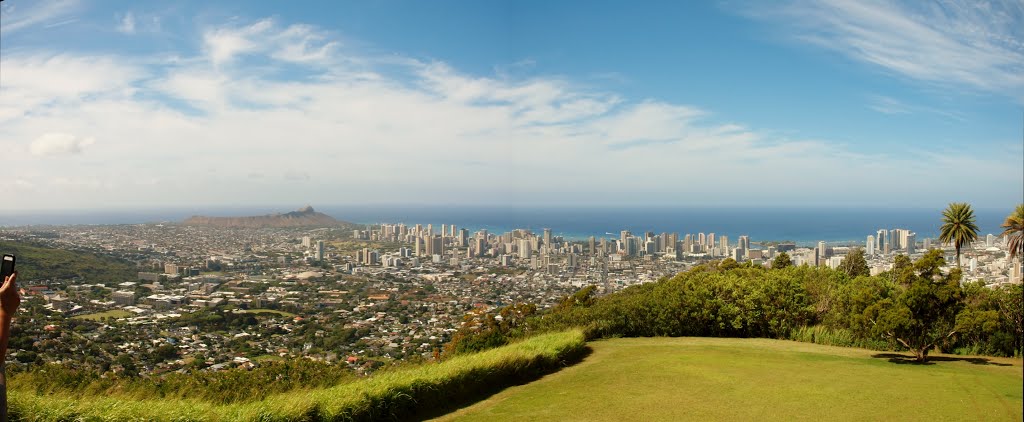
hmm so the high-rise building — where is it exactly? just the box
[625,237,639,256]
[620,230,631,246]
[543,228,552,248]
[707,233,716,255]
[867,235,875,256]
[316,240,325,261]
[698,233,706,247]
[302,236,312,248]
[589,236,596,255]
[518,238,532,257]
[906,232,916,255]
[719,236,729,256]
[474,238,486,257]
[430,235,443,257]
[817,241,827,259]
[459,228,469,247]
[923,238,932,251]
[738,235,750,251]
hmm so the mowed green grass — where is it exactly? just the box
[237,308,297,317]
[438,337,1023,422]
[72,309,133,321]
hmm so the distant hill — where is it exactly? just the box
[182,206,351,228]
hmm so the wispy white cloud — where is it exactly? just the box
[202,19,339,67]
[116,12,136,34]
[742,0,1024,100]
[30,133,95,156]
[0,15,1019,209]
[0,0,79,34]
[867,94,966,120]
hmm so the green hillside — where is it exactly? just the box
[438,337,1024,421]
[0,240,137,284]
[9,330,586,421]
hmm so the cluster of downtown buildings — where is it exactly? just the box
[357,223,764,266]
[347,222,1020,286]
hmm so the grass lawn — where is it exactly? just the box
[72,309,133,321]
[438,337,1023,422]
[237,308,297,317]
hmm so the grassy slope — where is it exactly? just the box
[10,330,586,421]
[237,309,297,317]
[439,337,1024,422]
[72,309,133,320]
[0,240,137,284]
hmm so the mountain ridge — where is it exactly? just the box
[182,206,350,228]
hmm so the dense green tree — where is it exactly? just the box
[771,252,792,269]
[939,202,979,268]
[1001,204,1024,262]
[866,250,963,362]
[718,258,739,270]
[997,283,1024,353]
[838,248,869,277]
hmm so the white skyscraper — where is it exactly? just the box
[518,239,532,257]
[867,235,875,256]
[905,233,916,255]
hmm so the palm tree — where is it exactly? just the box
[939,202,979,268]
[1001,204,1024,262]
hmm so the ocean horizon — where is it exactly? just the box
[0,205,1013,247]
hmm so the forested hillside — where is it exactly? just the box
[0,240,138,284]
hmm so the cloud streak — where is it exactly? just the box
[742,0,1024,100]
[0,0,79,34]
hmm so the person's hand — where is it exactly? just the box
[0,272,19,318]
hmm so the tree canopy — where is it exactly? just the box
[939,202,979,267]
[838,248,869,278]
[1001,204,1024,262]
[866,250,962,362]
[772,252,792,269]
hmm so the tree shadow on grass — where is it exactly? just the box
[410,345,595,421]
[871,353,1012,366]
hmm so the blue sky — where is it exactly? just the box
[1,0,1021,211]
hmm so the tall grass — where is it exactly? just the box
[11,360,354,404]
[9,329,587,421]
[788,325,891,351]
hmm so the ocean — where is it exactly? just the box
[1,205,1011,247]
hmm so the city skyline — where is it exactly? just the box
[1,0,1022,211]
